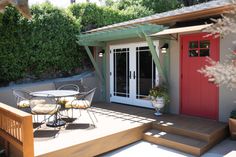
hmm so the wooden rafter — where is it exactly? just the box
[144,34,168,84]
[83,45,104,83]
[77,24,164,46]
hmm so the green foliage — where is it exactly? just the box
[180,0,212,6]
[0,3,84,84]
[120,4,154,19]
[109,0,181,14]
[231,109,236,119]
[149,85,170,104]
[0,0,186,85]
[68,3,132,31]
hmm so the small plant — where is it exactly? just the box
[230,109,236,119]
[149,85,170,104]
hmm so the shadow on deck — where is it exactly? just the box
[34,102,228,157]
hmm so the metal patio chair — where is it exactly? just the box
[56,84,80,106]
[12,89,32,109]
[64,88,97,126]
[30,94,61,127]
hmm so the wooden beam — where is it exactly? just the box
[76,41,106,47]
[84,46,104,82]
[78,25,163,43]
[102,50,107,100]
[144,34,168,84]
[22,115,34,157]
[163,40,170,83]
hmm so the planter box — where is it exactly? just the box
[229,118,236,140]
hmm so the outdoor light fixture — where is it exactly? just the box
[98,49,105,57]
[160,43,169,54]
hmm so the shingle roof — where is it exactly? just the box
[86,0,231,33]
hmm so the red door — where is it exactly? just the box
[180,33,219,120]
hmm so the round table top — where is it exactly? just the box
[30,90,79,98]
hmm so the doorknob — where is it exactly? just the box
[133,71,136,79]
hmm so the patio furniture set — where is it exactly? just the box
[12,84,97,128]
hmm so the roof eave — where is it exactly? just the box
[149,5,233,25]
[87,4,233,33]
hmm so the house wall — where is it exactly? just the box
[169,38,180,114]
[104,37,181,113]
[102,32,236,122]
[219,33,236,122]
[167,32,236,122]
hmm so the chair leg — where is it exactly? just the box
[88,108,98,122]
[86,110,95,126]
[71,108,74,118]
[79,108,81,117]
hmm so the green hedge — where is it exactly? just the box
[0,3,85,84]
[0,2,144,85]
[68,3,133,31]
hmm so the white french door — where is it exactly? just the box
[110,41,159,108]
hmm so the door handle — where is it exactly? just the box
[133,71,136,79]
[129,71,131,79]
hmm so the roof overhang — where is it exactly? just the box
[87,2,232,33]
[150,24,212,40]
[77,24,165,47]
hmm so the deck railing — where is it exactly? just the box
[0,102,34,157]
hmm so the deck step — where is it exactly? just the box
[143,129,208,156]
[152,122,211,142]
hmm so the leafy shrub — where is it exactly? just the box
[0,3,86,85]
[0,1,160,86]
[149,85,170,104]
[231,109,236,119]
[67,3,133,31]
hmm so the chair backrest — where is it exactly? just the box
[83,88,96,105]
[13,89,31,100]
[29,94,56,108]
[57,84,80,91]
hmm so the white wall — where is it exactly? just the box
[169,39,180,114]
[219,34,236,122]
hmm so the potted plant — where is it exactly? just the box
[229,109,236,140]
[149,85,170,116]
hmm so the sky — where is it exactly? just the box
[29,0,103,8]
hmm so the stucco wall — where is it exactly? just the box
[102,33,235,122]
[219,34,236,122]
[169,38,180,114]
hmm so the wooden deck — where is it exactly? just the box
[34,102,228,157]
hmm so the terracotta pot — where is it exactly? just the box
[229,118,236,140]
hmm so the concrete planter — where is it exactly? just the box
[229,118,236,140]
[151,97,165,116]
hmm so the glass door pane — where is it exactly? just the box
[136,46,155,99]
[113,48,130,97]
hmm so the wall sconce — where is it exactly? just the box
[98,49,105,57]
[160,43,169,54]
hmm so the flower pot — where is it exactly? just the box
[151,97,165,116]
[229,118,236,140]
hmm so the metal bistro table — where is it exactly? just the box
[30,90,79,127]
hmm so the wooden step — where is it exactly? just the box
[152,122,211,142]
[152,118,228,142]
[143,129,208,156]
